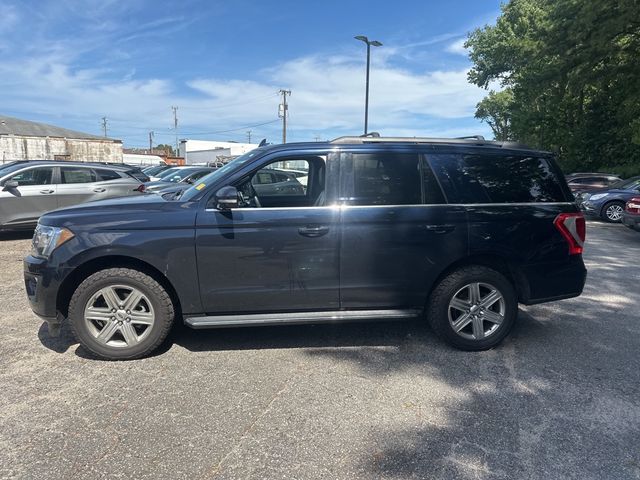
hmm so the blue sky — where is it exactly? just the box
[0,0,501,147]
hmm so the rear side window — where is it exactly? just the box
[428,153,567,203]
[95,169,122,181]
[61,167,97,184]
[348,153,422,205]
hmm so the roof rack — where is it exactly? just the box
[330,135,533,150]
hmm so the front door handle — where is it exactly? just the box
[93,188,107,193]
[298,225,330,238]
[424,224,456,234]
[39,189,55,194]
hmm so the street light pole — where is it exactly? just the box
[355,35,382,135]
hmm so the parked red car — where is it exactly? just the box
[622,197,640,231]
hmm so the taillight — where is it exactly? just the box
[626,197,640,214]
[554,212,586,255]
[135,184,146,193]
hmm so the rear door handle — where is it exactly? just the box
[39,189,55,194]
[298,225,330,238]
[93,187,107,193]
[424,224,456,234]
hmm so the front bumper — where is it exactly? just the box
[622,212,640,230]
[24,255,70,334]
[580,201,598,216]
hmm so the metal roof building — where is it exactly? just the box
[0,115,123,163]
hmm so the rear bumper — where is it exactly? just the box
[519,256,587,305]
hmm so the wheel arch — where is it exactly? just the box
[428,254,530,305]
[56,255,182,318]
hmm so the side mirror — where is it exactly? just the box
[215,186,239,210]
[2,180,18,191]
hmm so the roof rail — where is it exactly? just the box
[329,135,534,150]
[331,135,492,145]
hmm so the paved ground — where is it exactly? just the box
[0,221,639,479]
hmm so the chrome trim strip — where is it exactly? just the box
[204,202,575,212]
[185,309,421,328]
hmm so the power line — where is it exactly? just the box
[179,92,280,112]
[176,119,280,136]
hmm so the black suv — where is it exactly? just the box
[24,136,587,360]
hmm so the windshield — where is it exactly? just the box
[179,149,265,201]
[143,165,168,176]
[0,162,32,179]
[154,167,182,179]
[161,168,204,183]
[609,175,640,189]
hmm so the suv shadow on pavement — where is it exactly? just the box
[37,308,550,359]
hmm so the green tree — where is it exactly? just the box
[475,90,515,140]
[466,0,640,176]
[155,144,175,156]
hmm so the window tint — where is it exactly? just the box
[349,153,421,205]
[250,160,308,197]
[230,155,324,208]
[428,153,567,203]
[61,167,97,184]
[95,169,122,181]
[10,167,54,186]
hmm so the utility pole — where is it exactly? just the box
[278,89,291,144]
[149,131,154,153]
[171,106,178,156]
[246,130,252,143]
[100,117,108,137]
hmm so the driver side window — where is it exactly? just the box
[236,156,326,208]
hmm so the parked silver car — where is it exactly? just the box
[0,161,145,230]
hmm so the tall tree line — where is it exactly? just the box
[466,0,640,176]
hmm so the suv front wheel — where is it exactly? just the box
[68,268,175,360]
[427,265,517,351]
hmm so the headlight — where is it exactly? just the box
[31,225,75,258]
[589,193,609,201]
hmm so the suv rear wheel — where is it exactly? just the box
[427,265,517,351]
[68,268,175,360]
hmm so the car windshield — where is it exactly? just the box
[162,168,204,183]
[609,175,640,189]
[179,149,265,201]
[154,167,182,179]
[0,162,31,179]
[143,165,168,176]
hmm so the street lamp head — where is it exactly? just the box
[370,40,383,47]
[354,35,368,43]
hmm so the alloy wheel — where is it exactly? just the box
[448,282,506,341]
[605,204,623,222]
[83,285,155,348]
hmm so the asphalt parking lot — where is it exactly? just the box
[1,221,639,479]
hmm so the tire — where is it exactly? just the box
[68,268,175,360]
[601,201,625,222]
[427,265,517,351]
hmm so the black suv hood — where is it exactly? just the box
[39,194,197,229]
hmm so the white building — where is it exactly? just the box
[179,140,258,164]
[122,153,166,166]
[0,115,122,163]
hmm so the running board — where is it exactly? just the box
[184,309,422,329]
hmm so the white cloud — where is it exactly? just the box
[446,38,468,56]
[0,42,489,144]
